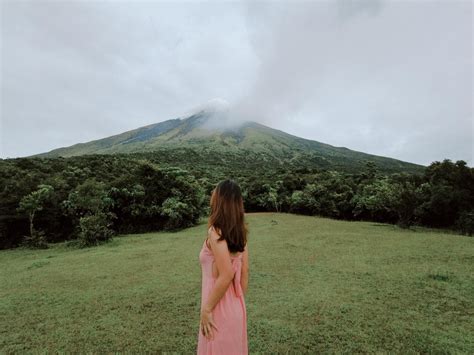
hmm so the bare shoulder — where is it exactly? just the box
[208,226,246,257]
[208,225,222,241]
[209,225,222,237]
[207,226,225,250]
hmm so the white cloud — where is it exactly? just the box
[1,0,472,166]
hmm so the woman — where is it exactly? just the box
[197,179,249,355]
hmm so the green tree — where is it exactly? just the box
[351,177,398,222]
[17,184,54,247]
[63,178,112,217]
[417,159,473,227]
[161,197,190,230]
[392,180,422,228]
[255,183,283,212]
[62,178,115,247]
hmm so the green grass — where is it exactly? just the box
[1,213,473,353]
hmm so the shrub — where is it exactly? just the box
[161,197,191,230]
[78,212,115,247]
[455,210,474,236]
[20,229,48,249]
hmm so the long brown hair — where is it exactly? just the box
[207,179,248,253]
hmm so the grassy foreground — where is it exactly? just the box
[1,213,473,353]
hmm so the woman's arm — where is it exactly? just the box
[241,244,249,296]
[202,228,235,313]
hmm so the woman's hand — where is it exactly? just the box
[200,306,218,341]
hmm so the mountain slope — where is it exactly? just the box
[33,109,426,174]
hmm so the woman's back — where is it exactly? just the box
[197,228,248,354]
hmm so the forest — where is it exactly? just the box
[0,150,472,250]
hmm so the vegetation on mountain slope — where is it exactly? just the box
[33,111,425,175]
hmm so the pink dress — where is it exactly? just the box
[197,235,248,355]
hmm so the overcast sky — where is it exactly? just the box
[1,0,472,166]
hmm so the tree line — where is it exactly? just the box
[0,153,472,250]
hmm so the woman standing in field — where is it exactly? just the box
[197,179,249,355]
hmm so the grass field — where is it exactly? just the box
[1,212,473,353]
